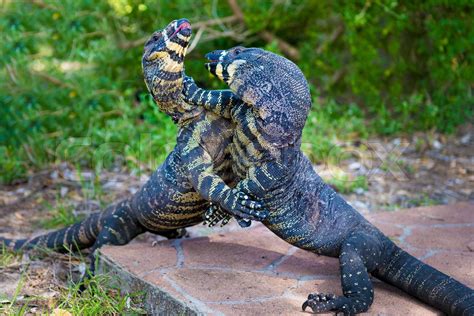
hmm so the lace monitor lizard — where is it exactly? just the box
[182,47,474,315]
[0,20,266,267]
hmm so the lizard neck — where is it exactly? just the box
[175,100,205,126]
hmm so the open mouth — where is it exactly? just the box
[170,20,191,39]
[204,50,225,70]
[205,50,224,63]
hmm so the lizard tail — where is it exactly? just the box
[0,202,123,252]
[373,245,474,316]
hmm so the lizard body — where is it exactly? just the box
[182,47,474,315]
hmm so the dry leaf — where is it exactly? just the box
[52,308,72,316]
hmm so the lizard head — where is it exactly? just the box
[205,46,312,145]
[142,19,194,122]
[204,46,249,86]
[205,46,311,122]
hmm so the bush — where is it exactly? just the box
[0,0,471,183]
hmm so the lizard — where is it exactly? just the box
[181,46,474,315]
[0,20,266,270]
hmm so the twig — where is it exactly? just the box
[259,30,300,60]
[193,15,239,29]
[28,0,58,10]
[226,0,301,60]
[22,144,37,165]
[119,37,148,50]
[227,0,245,22]
[32,71,74,89]
[119,15,239,50]
[82,31,107,39]
[329,67,346,87]
[188,26,205,53]
[204,27,248,42]
[5,64,18,84]
[316,24,344,55]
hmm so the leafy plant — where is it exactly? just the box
[0,0,471,184]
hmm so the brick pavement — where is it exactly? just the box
[98,202,474,315]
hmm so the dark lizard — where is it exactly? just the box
[182,46,474,315]
[0,20,266,268]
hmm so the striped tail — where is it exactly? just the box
[374,246,474,316]
[0,203,119,252]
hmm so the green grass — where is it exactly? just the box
[0,273,30,316]
[0,248,146,315]
[39,201,83,229]
[406,194,438,208]
[0,273,146,316]
[326,173,368,194]
[54,273,146,315]
[0,0,471,185]
[0,245,21,268]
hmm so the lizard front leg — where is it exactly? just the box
[179,133,268,223]
[182,75,243,119]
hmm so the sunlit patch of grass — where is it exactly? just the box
[0,271,29,316]
[55,273,146,315]
[325,171,368,194]
[39,201,84,229]
[0,245,21,268]
[0,248,146,315]
[0,273,146,315]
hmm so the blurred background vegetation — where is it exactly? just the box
[1,0,472,184]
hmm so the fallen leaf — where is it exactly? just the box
[52,308,72,316]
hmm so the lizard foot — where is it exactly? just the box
[302,293,353,315]
[204,204,232,227]
[221,190,269,221]
[159,228,188,239]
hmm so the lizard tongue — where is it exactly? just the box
[170,21,191,38]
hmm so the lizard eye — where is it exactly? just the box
[233,48,242,55]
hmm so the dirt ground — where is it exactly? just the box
[0,124,472,313]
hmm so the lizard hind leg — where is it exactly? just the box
[303,232,382,315]
[84,202,146,277]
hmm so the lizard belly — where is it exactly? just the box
[132,152,207,231]
[230,104,274,179]
[135,116,235,232]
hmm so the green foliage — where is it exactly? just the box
[297,1,473,134]
[0,256,146,315]
[56,273,146,315]
[326,173,368,194]
[0,0,472,183]
[0,245,21,268]
[0,244,145,315]
[39,201,84,229]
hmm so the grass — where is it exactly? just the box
[0,272,29,316]
[0,273,146,316]
[1,0,471,185]
[406,194,438,208]
[54,273,146,315]
[37,166,109,230]
[39,201,83,229]
[325,173,368,194]
[0,245,21,268]
[0,247,146,315]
